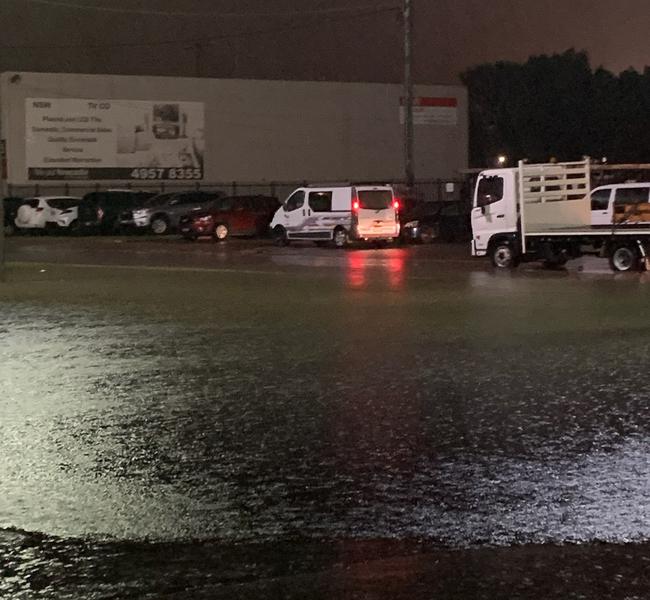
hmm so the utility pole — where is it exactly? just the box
[0,197,4,282]
[403,0,414,188]
[194,42,203,78]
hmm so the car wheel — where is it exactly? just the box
[151,216,169,235]
[68,220,80,235]
[609,245,638,272]
[490,242,518,269]
[273,225,289,246]
[332,227,349,249]
[419,225,436,244]
[214,223,229,241]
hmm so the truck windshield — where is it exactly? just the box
[358,190,393,210]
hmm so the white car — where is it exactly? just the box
[14,196,82,232]
[590,183,650,226]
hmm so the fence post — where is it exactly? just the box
[231,181,237,196]
[270,182,276,198]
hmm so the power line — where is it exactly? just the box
[0,6,400,51]
[25,0,398,18]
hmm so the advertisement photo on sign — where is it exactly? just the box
[25,98,205,181]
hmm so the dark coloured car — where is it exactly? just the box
[400,199,471,243]
[180,195,280,241]
[78,190,158,234]
[121,190,223,235]
[3,196,24,235]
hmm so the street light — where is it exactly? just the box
[497,155,507,167]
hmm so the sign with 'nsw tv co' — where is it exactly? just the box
[25,98,205,181]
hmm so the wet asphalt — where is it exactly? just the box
[1,236,650,598]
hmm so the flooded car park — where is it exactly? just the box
[1,237,650,598]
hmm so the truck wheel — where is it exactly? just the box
[490,242,518,269]
[273,225,289,246]
[151,215,169,235]
[214,223,229,241]
[332,227,349,249]
[609,245,638,272]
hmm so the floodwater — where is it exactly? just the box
[1,241,650,597]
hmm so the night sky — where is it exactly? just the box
[1,0,648,83]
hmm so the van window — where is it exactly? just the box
[309,191,332,212]
[613,187,649,206]
[285,191,305,212]
[358,190,393,210]
[476,176,504,207]
[591,189,610,211]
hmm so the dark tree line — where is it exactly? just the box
[461,49,650,167]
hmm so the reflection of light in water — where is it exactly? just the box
[346,249,406,290]
[386,252,405,288]
[346,252,367,289]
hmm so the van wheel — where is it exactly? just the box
[214,223,229,241]
[332,227,349,249]
[490,242,518,269]
[151,215,169,235]
[273,225,289,246]
[609,245,638,272]
[4,223,15,236]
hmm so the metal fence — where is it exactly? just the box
[4,178,472,210]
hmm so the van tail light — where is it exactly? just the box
[352,199,360,212]
[393,199,400,211]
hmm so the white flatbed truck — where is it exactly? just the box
[470,158,650,272]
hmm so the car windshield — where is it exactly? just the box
[143,193,175,207]
[357,190,393,210]
[47,198,79,209]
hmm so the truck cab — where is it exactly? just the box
[470,168,518,257]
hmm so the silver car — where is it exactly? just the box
[120,191,222,235]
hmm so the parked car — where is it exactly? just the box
[78,190,158,234]
[14,196,82,233]
[400,198,471,243]
[400,198,443,244]
[180,195,280,241]
[120,190,222,235]
[590,182,650,226]
[3,196,24,235]
[269,184,400,247]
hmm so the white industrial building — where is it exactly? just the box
[0,71,467,193]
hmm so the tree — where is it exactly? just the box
[461,49,650,167]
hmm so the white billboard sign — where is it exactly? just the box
[25,98,205,180]
[399,97,458,126]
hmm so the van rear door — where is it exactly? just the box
[354,187,399,239]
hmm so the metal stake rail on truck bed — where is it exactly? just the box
[517,159,591,255]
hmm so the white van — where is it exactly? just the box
[270,184,400,247]
[591,183,650,226]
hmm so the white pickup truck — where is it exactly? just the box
[471,159,650,272]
